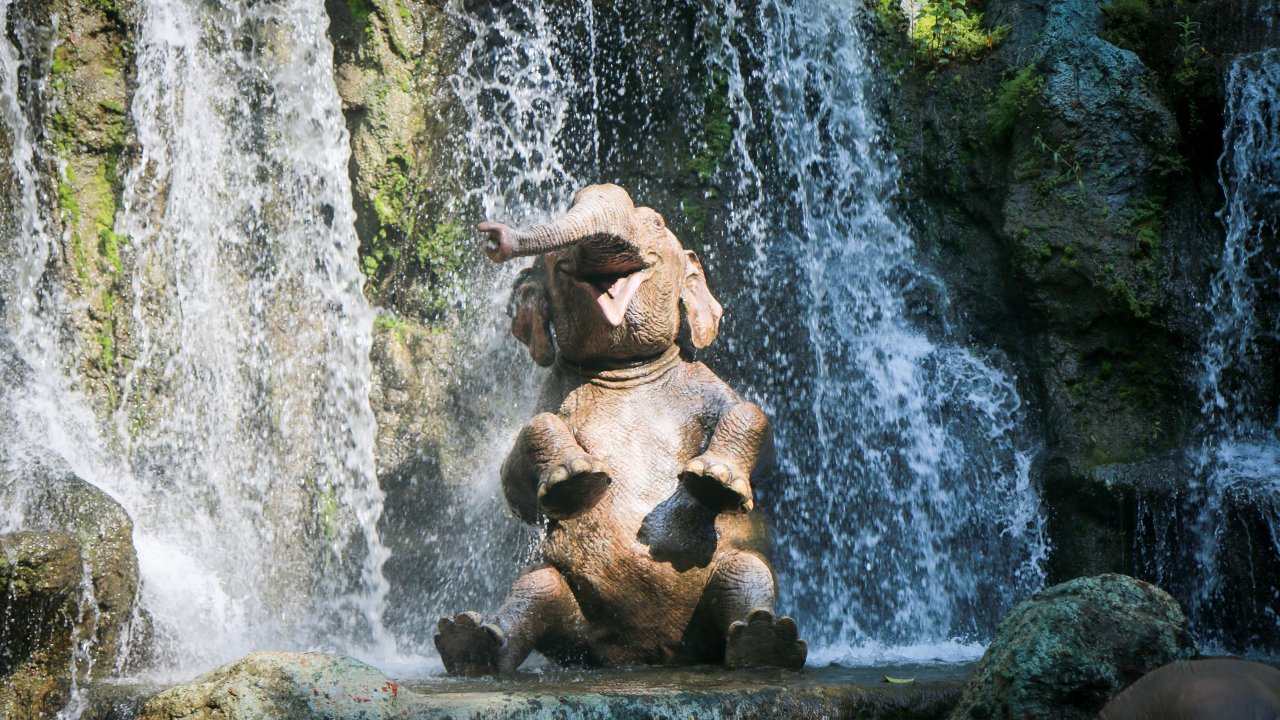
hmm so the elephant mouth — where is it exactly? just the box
[567,265,651,327]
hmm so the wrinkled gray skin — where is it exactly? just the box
[435,184,806,675]
[1100,659,1280,720]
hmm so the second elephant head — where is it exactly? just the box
[480,184,723,366]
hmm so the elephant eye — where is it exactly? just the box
[651,213,665,229]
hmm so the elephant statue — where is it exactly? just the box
[434,184,807,675]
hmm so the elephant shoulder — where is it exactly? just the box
[674,361,741,408]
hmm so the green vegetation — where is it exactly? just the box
[686,69,732,183]
[911,0,1008,66]
[415,221,468,315]
[347,0,375,29]
[374,312,410,344]
[1032,133,1086,198]
[362,155,414,279]
[1100,0,1152,54]
[986,65,1043,141]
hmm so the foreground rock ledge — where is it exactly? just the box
[138,652,968,720]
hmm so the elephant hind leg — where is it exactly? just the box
[435,565,588,675]
[701,550,807,670]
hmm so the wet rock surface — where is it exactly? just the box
[19,467,141,670]
[948,574,1197,720]
[0,531,81,720]
[132,651,970,720]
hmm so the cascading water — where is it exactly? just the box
[710,0,1046,660]
[1182,48,1279,649]
[1,0,396,680]
[421,0,1047,662]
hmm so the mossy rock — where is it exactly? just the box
[949,574,1197,720]
[139,652,404,720]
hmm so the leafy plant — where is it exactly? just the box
[1100,0,1151,54]
[1032,133,1087,198]
[986,64,1043,141]
[911,0,1008,66]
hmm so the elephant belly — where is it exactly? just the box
[541,397,719,664]
[542,486,716,665]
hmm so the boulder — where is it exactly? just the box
[138,652,404,720]
[948,574,1197,720]
[0,531,82,720]
[20,466,141,670]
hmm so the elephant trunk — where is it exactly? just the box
[508,184,638,259]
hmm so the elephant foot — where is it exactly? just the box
[725,608,807,670]
[680,454,752,514]
[435,611,505,676]
[539,455,611,520]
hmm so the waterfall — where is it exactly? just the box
[1,0,395,678]
[430,0,1047,662]
[717,0,1046,660]
[1184,48,1280,648]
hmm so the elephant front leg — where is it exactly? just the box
[701,551,807,670]
[681,402,768,514]
[502,412,611,522]
[435,565,590,675]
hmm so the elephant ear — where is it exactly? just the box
[680,249,723,349]
[508,260,555,366]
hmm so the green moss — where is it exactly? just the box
[347,0,375,28]
[415,221,468,316]
[362,154,415,281]
[686,70,732,183]
[90,163,127,274]
[374,312,409,344]
[317,485,341,542]
[987,65,1043,141]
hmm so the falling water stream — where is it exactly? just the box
[1185,48,1280,648]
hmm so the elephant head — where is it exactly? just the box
[481,184,723,366]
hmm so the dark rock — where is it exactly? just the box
[0,531,81,720]
[948,574,1197,720]
[19,466,141,672]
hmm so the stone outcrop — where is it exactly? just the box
[0,466,142,719]
[948,574,1197,720]
[886,0,1279,595]
[19,467,141,670]
[139,652,404,720]
[0,531,82,720]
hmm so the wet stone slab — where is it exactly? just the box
[398,664,971,719]
[87,658,971,720]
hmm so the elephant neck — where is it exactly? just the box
[556,345,681,388]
